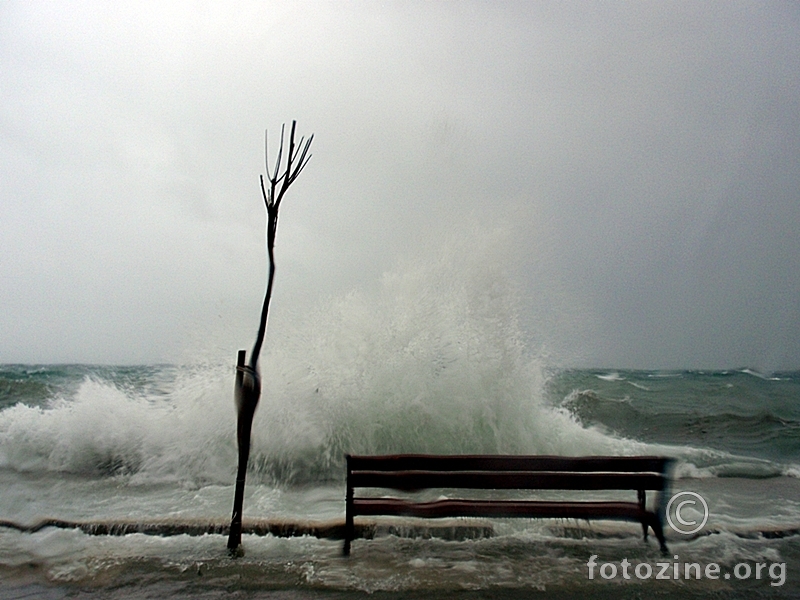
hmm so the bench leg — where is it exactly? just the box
[649,515,668,554]
[343,509,353,556]
[637,490,648,541]
[344,461,353,556]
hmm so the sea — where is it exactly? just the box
[1,254,799,598]
[1,363,798,599]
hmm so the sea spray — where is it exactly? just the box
[246,236,641,483]
[1,231,642,485]
[6,233,796,486]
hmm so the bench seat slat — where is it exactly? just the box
[352,498,652,521]
[350,470,667,491]
[347,454,670,473]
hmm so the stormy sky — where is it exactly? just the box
[2,1,799,370]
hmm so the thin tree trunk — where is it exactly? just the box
[227,122,312,555]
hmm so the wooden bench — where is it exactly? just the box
[344,454,673,555]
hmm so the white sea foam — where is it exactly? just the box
[0,369,237,484]
[596,372,624,381]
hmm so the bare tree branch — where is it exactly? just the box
[227,121,313,555]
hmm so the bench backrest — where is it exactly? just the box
[346,454,673,492]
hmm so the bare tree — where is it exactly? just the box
[227,121,313,555]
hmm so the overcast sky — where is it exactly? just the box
[2,1,799,370]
